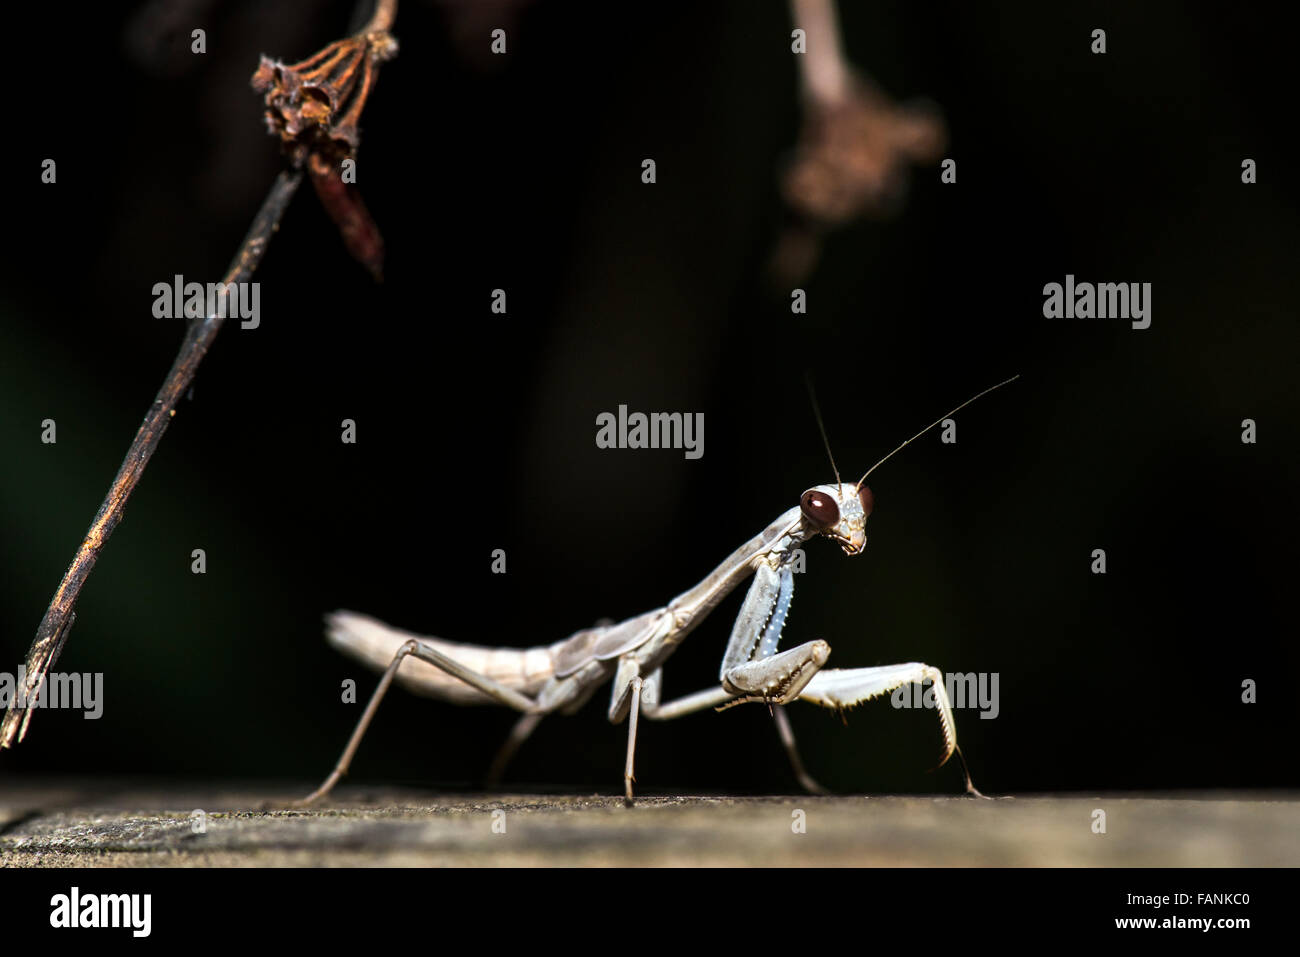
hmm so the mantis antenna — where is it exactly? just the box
[856,375,1020,491]
[805,374,842,489]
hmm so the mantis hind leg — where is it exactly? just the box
[296,639,540,806]
[484,712,545,789]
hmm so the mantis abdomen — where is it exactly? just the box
[326,611,558,705]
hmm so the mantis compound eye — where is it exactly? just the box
[800,489,840,528]
[858,485,874,518]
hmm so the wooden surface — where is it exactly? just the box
[1,782,1296,866]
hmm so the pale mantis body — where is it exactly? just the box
[300,378,1017,804]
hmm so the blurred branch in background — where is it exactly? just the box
[774,0,947,283]
[0,0,399,752]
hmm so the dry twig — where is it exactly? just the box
[1,0,398,750]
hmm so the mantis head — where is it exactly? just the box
[799,374,1019,557]
[799,483,874,555]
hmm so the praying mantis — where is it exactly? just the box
[299,376,1017,805]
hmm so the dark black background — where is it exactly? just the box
[1,1,1295,796]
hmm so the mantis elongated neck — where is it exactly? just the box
[666,508,807,628]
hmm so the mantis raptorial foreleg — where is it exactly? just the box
[720,562,795,676]
[604,559,828,800]
[721,640,830,702]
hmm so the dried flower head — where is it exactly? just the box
[251,29,398,168]
[251,26,398,281]
[783,75,946,225]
